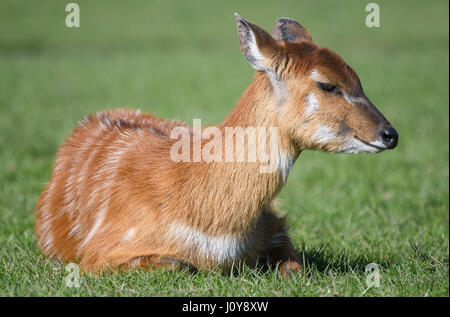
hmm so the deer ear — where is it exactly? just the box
[272,18,312,43]
[235,13,281,71]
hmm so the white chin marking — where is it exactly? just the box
[339,137,383,154]
[313,125,384,154]
[313,125,337,143]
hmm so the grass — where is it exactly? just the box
[0,0,448,297]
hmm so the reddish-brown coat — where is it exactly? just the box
[36,15,395,277]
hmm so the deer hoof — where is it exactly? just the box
[280,260,301,278]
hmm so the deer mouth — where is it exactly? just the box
[354,135,387,151]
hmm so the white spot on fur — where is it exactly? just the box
[278,151,294,182]
[267,70,289,106]
[39,205,55,254]
[129,257,142,268]
[343,92,367,106]
[42,231,54,253]
[314,125,337,143]
[69,223,80,237]
[310,69,321,81]
[121,228,136,242]
[305,93,319,116]
[168,222,247,264]
[79,207,106,249]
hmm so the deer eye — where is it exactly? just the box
[317,82,340,94]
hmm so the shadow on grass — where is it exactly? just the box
[295,242,393,274]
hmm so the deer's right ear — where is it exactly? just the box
[272,18,312,43]
[235,13,281,72]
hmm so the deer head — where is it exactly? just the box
[235,14,398,154]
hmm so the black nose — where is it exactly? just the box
[379,126,398,149]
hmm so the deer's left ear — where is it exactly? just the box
[235,13,281,71]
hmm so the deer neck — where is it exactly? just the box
[189,72,300,236]
[220,72,299,160]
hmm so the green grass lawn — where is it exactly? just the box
[0,0,448,297]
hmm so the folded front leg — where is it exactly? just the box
[262,212,302,278]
